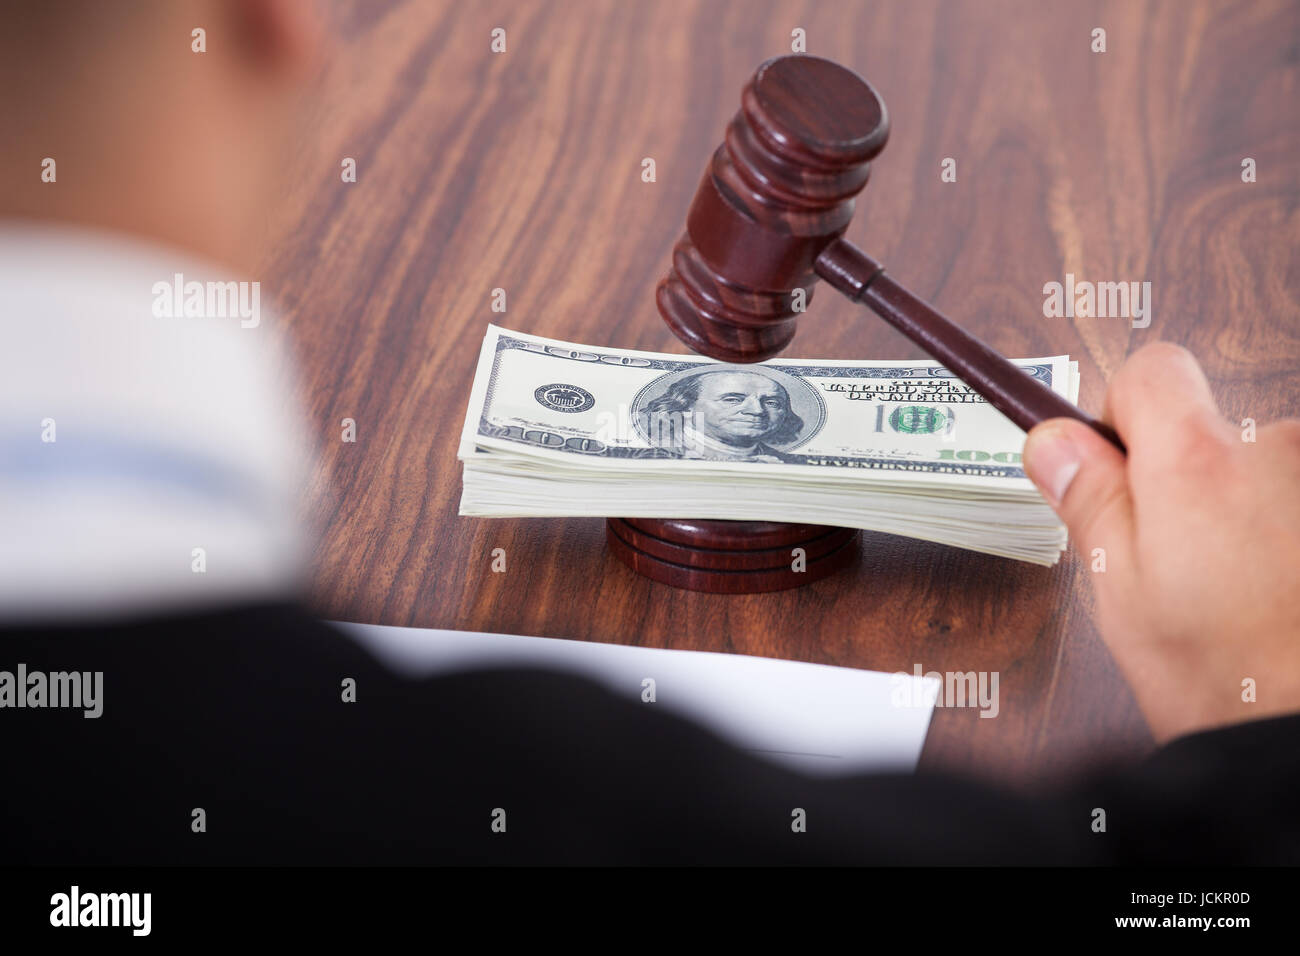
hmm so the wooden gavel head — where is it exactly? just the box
[658,55,890,362]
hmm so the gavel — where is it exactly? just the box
[608,54,1122,593]
[656,54,1124,451]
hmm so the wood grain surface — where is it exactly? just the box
[260,0,1300,783]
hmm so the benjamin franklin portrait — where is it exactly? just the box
[640,367,812,462]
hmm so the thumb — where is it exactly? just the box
[1023,417,1133,555]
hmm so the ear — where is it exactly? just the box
[233,0,325,77]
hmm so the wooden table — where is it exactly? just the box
[261,0,1300,782]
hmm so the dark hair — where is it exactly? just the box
[645,370,805,446]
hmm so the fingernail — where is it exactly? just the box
[1024,427,1082,508]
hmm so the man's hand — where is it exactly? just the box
[1023,343,1300,744]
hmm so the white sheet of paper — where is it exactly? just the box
[334,622,940,777]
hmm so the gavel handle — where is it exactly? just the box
[815,239,1125,453]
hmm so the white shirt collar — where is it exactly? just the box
[0,220,311,622]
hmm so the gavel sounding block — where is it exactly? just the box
[607,518,860,593]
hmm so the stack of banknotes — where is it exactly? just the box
[459,325,1078,565]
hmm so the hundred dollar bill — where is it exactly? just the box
[458,325,1078,564]
[460,325,1075,485]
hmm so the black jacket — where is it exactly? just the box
[1,604,1295,864]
